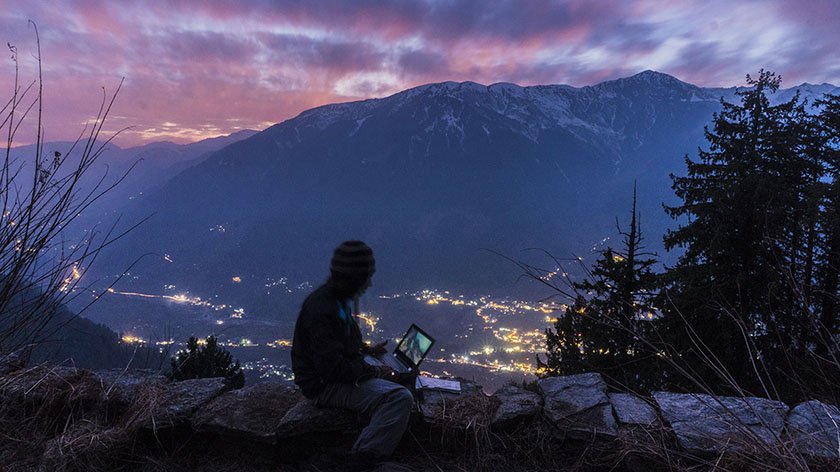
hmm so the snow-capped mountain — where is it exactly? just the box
[94,71,838,310]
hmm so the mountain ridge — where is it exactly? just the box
[87,70,839,319]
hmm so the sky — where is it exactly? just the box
[1,0,838,147]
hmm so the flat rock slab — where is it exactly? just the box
[275,399,357,438]
[787,400,840,459]
[539,373,617,437]
[94,369,166,409]
[193,382,301,442]
[144,377,228,431]
[417,379,485,425]
[609,393,660,427]
[653,391,788,455]
[491,385,542,431]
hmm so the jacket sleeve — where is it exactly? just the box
[305,299,375,384]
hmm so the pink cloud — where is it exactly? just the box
[0,1,835,147]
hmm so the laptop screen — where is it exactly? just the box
[396,324,434,366]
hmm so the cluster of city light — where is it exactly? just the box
[356,312,380,334]
[120,335,178,348]
[222,338,257,347]
[490,327,546,353]
[241,358,294,381]
[411,289,559,318]
[264,277,295,294]
[59,264,82,292]
[121,334,145,344]
[540,268,565,282]
[396,288,569,375]
[112,279,566,380]
[106,287,246,320]
[425,354,538,374]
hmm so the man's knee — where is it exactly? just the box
[387,386,414,412]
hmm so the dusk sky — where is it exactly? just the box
[1,0,838,147]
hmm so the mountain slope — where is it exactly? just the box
[94,72,839,311]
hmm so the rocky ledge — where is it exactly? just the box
[1,359,838,471]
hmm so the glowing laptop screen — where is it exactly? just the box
[396,325,433,366]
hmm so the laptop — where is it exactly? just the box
[365,324,435,374]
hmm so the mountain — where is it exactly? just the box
[7,129,259,227]
[0,285,165,370]
[91,71,839,314]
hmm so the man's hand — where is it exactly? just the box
[367,340,388,356]
[374,365,398,379]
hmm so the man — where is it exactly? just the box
[291,240,414,463]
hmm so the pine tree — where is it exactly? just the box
[661,71,813,393]
[814,94,840,356]
[540,187,661,391]
[538,295,586,377]
[170,335,245,389]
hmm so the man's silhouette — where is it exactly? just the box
[291,240,413,463]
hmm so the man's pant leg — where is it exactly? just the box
[316,378,414,456]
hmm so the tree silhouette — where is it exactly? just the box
[540,187,662,392]
[169,335,245,389]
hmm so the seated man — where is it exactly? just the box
[291,240,413,462]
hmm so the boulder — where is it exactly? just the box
[786,400,840,459]
[275,399,357,438]
[144,377,229,431]
[538,373,617,438]
[193,382,301,442]
[94,368,166,409]
[653,391,788,455]
[609,393,667,472]
[490,385,542,431]
[416,379,485,425]
[609,393,660,427]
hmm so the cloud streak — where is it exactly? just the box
[0,0,836,146]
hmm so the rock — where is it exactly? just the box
[144,377,229,431]
[609,393,659,427]
[417,379,485,425]
[490,385,542,431]
[787,400,840,459]
[538,373,617,437]
[653,391,788,455]
[275,399,357,438]
[609,393,667,472]
[94,368,166,409]
[193,382,300,442]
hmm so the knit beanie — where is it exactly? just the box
[330,240,376,278]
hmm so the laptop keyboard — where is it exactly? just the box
[387,354,412,372]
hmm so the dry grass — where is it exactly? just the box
[0,363,174,471]
[2,361,839,471]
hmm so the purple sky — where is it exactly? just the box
[2,0,838,146]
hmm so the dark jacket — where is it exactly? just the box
[291,281,374,398]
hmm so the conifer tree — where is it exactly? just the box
[540,187,661,391]
[538,295,586,377]
[170,335,245,389]
[814,94,840,356]
[661,71,813,393]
